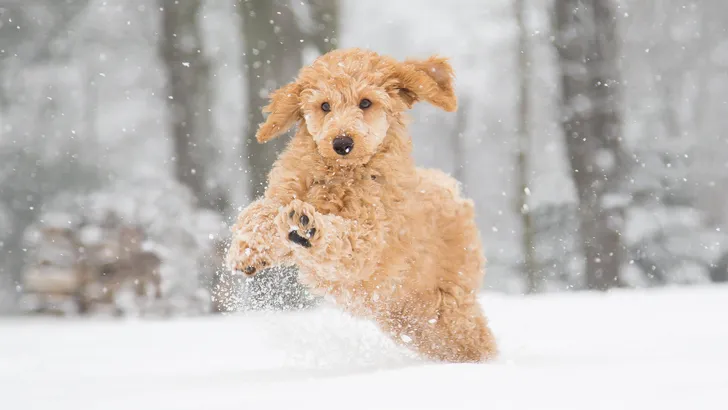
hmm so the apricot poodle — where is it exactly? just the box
[226,48,497,363]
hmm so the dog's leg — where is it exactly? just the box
[226,198,294,276]
[418,290,497,363]
[398,192,496,362]
[381,288,498,363]
[275,199,380,283]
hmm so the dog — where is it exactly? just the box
[226,48,497,363]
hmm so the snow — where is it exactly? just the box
[3,285,727,410]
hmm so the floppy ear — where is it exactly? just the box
[389,55,457,112]
[255,81,302,143]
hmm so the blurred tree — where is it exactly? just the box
[159,0,229,214]
[239,0,305,200]
[307,0,339,54]
[615,1,728,286]
[0,0,90,109]
[159,0,231,313]
[553,0,627,290]
[449,96,469,184]
[0,0,97,312]
[238,0,339,200]
[710,253,728,283]
[514,0,537,293]
[0,147,103,312]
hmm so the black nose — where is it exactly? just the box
[332,136,354,156]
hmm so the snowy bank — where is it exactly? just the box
[2,285,727,410]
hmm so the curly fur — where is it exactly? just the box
[226,48,497,363]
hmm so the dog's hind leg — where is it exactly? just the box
[417,193,497,362]
[422,290,498,363]
[380,288,498,363]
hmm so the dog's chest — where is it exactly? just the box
[304,172,383,218]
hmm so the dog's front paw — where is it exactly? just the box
[277,199,322,249]
[225,236,272,277]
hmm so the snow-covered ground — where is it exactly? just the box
[3,285,727,410]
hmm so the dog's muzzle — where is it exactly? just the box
[332,136,354,156]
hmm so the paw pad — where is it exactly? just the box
[229,241,270,277]
[281,201,320,248]
[288,231,312,248]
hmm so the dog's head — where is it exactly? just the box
[254,48,457,165]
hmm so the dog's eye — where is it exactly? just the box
[359,99,372,109]
[321,102,331,112]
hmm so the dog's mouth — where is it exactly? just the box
[321,151,375,168]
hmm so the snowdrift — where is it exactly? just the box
[3,285,727,410]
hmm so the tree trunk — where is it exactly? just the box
[553,0,626,290]
[709,252,728,283]
[159,0,228,213]
[449,97,469,184]
[239,0,340,199]
[0,0,93,312]
[239,0,305,200]
[514,0,538,293]
[160,0,231,313]
[0,225,31,313]
[308,0,340,54]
